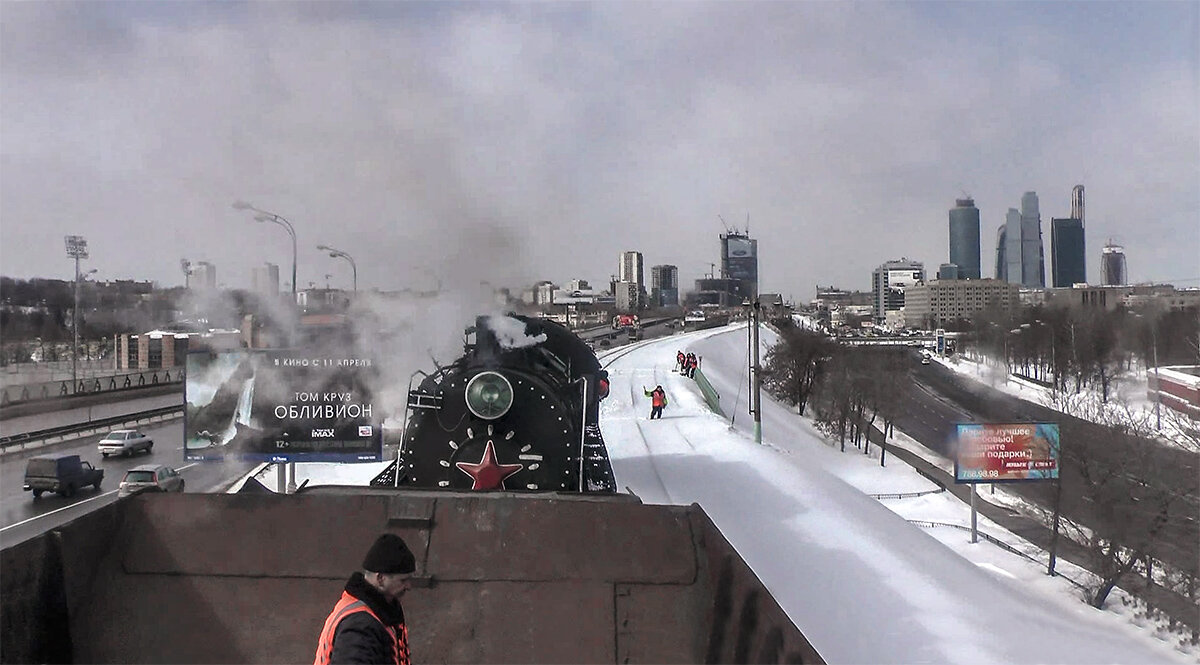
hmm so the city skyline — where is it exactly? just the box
[1,3,1196,299]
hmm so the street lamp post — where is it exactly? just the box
[317,244,357,292]
[232,202,297,300]
[64,236,89,392]
[232,202,299,494]
[1150,323,1161,431]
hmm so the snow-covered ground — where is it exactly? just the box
[937,350,1197,453]
[272,323,1196,663]
[601,324,1193,664]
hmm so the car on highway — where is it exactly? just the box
[118,464,185,497]
[23,454,104,498]
[98,429,154,458]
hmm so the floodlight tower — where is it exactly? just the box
[65,235,89,391]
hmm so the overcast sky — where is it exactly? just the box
[2,2,1196,301]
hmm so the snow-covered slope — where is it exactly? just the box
[600,324,1189,664]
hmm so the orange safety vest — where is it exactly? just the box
[314,591,410,665]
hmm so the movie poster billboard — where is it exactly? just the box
[955,423,1060,483]
[185,349,380,463]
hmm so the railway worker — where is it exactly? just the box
[643,385,668,419]
[315,533,415,665]
[676,350,685,373]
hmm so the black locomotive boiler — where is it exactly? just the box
[373,314,615,492]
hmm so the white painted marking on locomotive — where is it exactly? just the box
[487,424,494,436]
[448,440,458,450]
[527,464,540,471]
[518,454,543,461]
[439,460,450,467]
[467,427,475,439]
[438,480,450,487]
[520,443,531,452]
[526,484,539,490]
[506,431,516,441]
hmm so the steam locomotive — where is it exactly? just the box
[372,314,615,492]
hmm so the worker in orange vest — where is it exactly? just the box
[643,385,668,419]
[315,533,415,665]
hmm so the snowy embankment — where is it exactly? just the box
[600,324,1192,665]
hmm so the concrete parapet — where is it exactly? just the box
[2,490,822,664]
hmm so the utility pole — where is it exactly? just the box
[64,235,89,393]
[750,299,763,444]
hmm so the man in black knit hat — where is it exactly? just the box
[314,533,416,665]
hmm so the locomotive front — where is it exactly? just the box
[374,314,615,492]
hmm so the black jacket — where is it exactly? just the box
[330,572,408,665]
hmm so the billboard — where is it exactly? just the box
[725,237,756,260]
[887,269,923,290]
[955,423,1059,483]
[551,289,596,305]
[185,349,380,463]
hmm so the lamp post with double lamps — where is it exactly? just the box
[317,244,357,292]
[232,202,299,494]
[232,201,297,300]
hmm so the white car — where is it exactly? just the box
[98,429,154,458]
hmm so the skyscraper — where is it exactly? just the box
[1101,242,1127,286]
[997,193,1046,288]
[1071,185,1085,223]
[618,250,644,286]
[1050,218,1086,287]
[650,264,679,307]
[193,261,217,289]
[1004,208,1022,284]
[720,231,758,298]
[1020,192,1046,288]
[618,251,645,310]
[995,225,1007,280]
[948,197,981,279]
[252,262,280,297]
[871,258,925,323]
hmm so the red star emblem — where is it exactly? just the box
[455,440,523,490]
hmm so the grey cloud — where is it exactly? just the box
[1,2,1196,297]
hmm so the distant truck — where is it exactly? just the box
[23,454,104,499]
[612,314,639,329]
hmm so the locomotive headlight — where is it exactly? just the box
[465,371,514,420]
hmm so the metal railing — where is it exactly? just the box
[0,405,183,453]
[0,368,184,406]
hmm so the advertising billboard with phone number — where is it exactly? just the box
[955,423,1060,483]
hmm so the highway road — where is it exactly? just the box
[0,419,255,549]
[895,352,1198,575]
[0,391,183,438]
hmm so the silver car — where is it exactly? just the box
[118,464,185,497]
[98,429,154,458]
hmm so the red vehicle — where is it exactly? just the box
[612,314,639,329]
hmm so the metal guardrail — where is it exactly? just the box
[692,368,722,416]
[0,405,184,453]
[0,369,184,406]
[906,519,1089,591]
[869,487,946,500]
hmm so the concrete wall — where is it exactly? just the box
[2,490,822,664]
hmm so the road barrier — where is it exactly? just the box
[0,368,184,407]
[692,368,722,416]
[0,405,183,454]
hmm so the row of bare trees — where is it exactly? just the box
[760,321,906,464]
[967,305,1199,401]
[761,315,1198,643]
